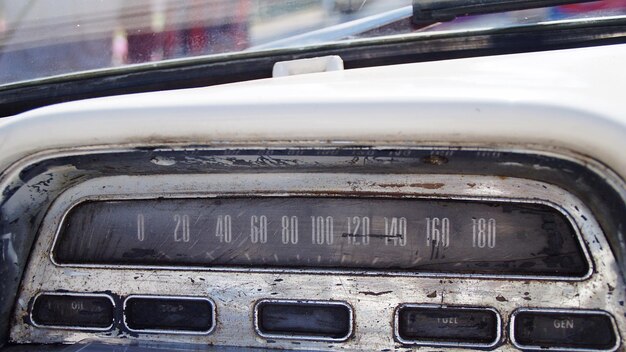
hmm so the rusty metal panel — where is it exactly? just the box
[8,172,624,351]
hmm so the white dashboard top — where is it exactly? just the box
[0,43,625,180]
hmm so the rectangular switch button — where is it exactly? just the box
[124,296,214,334]
[31,293,114,330]
[512,310,618,350]
[256,300,352,341]
[396,305,500,347]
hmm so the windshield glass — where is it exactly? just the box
[0,0,625,86]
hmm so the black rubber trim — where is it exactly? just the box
[412,0,597,23]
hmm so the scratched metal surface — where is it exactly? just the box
[9,173,625,351]
[1,147,625,350]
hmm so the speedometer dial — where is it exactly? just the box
[53,197,589,278]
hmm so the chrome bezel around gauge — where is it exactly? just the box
[45,174,594,281]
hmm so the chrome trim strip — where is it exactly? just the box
[509,308,622,352]
[393,304,501,349]
[122,295,216,335]
[30,292,115,331]
[253,299,354,342]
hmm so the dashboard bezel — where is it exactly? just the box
[2,146,624,350]
[10,172,624,350]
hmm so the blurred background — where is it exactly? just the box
[0,0,624,84]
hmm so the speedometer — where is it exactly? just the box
[53,197,589,278]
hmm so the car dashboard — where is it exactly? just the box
[0,43,625,351]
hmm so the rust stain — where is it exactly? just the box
[377,183,406,188]
[422,155,448,165]
[496,295,508,302]
[229,190,419,198]
[359,290,393,296]
[376,183,445,189]
[409,183,445,189]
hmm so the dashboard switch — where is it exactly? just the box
[123,296,214,334]
[31,293,114,330]
[512,309,619,351]
[396,305,500,348]
[255,300,352,341]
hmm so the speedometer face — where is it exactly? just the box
[53,197,589,277]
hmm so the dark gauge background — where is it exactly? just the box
[53,197,589,277]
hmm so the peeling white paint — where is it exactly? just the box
[150,156,176,166]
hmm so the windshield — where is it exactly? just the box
[0,0,625,86]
